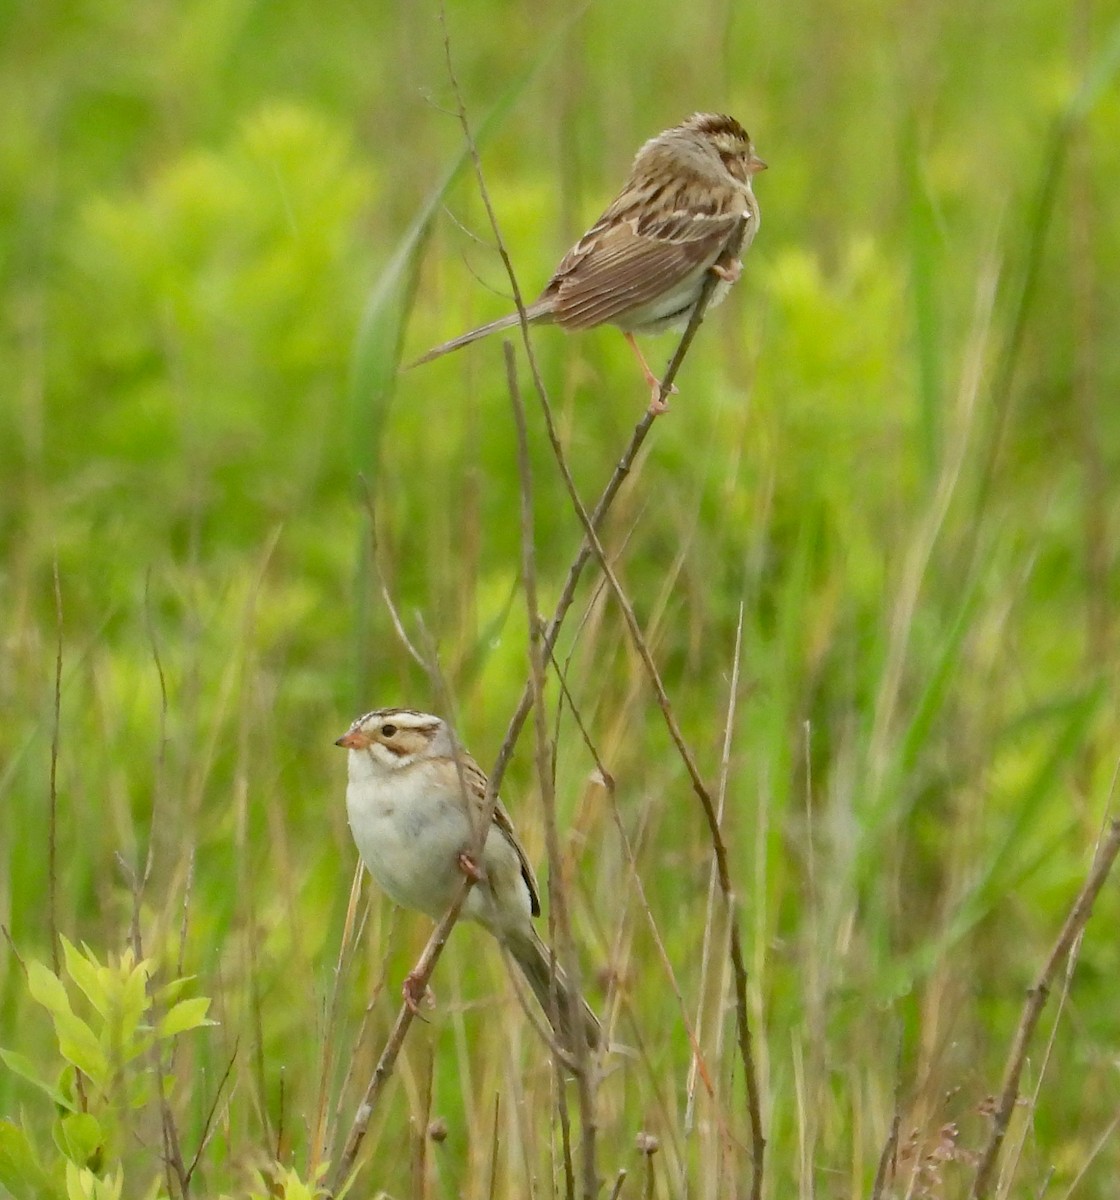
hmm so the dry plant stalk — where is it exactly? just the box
[506,343,599,1199]
[332,14,766,1195]
[512,261,766,1197]
[328,154,750,1200]
[968,816,1120,1199]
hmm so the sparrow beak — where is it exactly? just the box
[335,729,370,750]
[749,154,768,173]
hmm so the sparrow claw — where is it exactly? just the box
[712,258,742,284]
[647,381,678,416]
[458,851,485,883]
[402,972,434,1017]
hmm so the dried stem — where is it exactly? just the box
[506,343,598,1198]
[527,314,765,1196]
[969,816,1120,1198]
[335,12,758,1194]
[48,559,62,975]
[440,13,763,1188]
[330,888,473,1192]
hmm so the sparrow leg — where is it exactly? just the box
[402,972,434,1017]
[711,257,742,283]
[458,851,485,883]
[623,332,677,415]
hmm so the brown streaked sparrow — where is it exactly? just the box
[336,707,601,1052]
[410,112,766,412]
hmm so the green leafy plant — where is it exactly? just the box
[0,937,213,1199]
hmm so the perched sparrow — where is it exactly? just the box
[410,112,766,412]
[336,707,601,1052]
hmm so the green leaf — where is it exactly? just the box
[52,1011,109,1086]
[121,958,152,1041]
[53,1113,103,1168]
[119,1026,155,1066]
[127,1073,155,1111]
[60,940,110,1022]
[157,996,214,1039]
[27,962,72,1017]
[0,1049,77,1111]
[153,976,195,1009]
[65,1160,123,1200]
[0,1119,62,1200]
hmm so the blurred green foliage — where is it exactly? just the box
[2,0,1120,1195]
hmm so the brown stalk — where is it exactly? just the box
[48,559,62,975]
[436,15,764,1186]
[309,862,366,1173]
[506,343,598,1199]
[969,816,1120,1198]
[330,888,474,1192]
[335,18,758,1198]
[515,266,765,1196]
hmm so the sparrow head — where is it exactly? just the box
[641,113,766,191]
[693,114,767,181]
[335,708,451,769]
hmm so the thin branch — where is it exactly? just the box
[869,1043,905,1200]
[185,1039,240,1186]
[870,1112,901,1200]
[48,559,62,974]
[487,228,742,826]
[430,15,763,1186]
[969,816,1120,1198]
[357,475,428,672]
[506,343,598,1200]
[310,863,366,1174]
[684,601,746,1193]
[522,288,766,1197]
[330,885,473,1192]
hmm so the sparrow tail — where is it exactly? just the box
[406,300,553,369]
[506,928,601,1052]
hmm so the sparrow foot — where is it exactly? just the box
[624,331,677,415]
[458,851,485,883]
[712,258,742,283]
[647,383,677,416]
[402,971,434,1017]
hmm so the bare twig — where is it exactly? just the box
[506,343,598,1200]
[870,1111,901,1200]
[1002,905,1085,1184]
[483,199,744,843]
[521,285,766,1196]
[185,1039,239,1186]
[869,1044,905,1200]
[310,862,367,1174]
[331,888,474,1191]
[969,816,1120,1198]
[431,14,763,1189]
[357,475,428,672]
[686,603,746,1136]
[48,559,62,974]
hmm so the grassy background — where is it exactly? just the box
[3,0,1120,1195]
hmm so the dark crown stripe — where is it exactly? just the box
[684,112,749,142]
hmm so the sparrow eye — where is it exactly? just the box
[380,723,398,738]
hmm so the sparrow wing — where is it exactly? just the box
[454,753,542,918]
[544,203,749,330]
